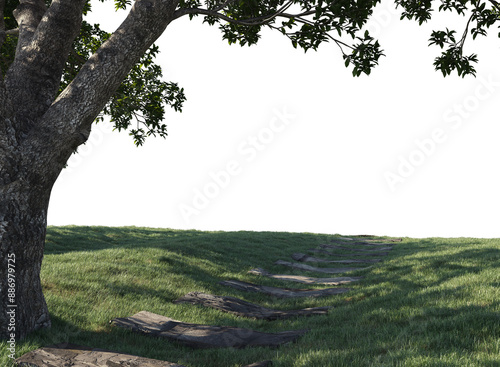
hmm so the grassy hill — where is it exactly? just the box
[1,226,499,366]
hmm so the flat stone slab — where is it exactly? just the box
[320,244,393,252]
[309,248,389,257]
[335,237,402,243]
[15,343,271,366]
[244,362,273,367]
[330,241,395,248]
[361,238,402,243]
[248,268,363,285]
[111,311,306,349]
[274,260,367,274]
[292,253,381,264]
[220,280,350,298]
[15,343,185,366]
[175,292,330,320]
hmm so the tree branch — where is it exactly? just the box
[173,0,294,25]
[24,0,181,174]
[458,13,474,55]
[6,28,19,36]
[5,0,86,139]
[173,2,355,59]
[12,0,46,53]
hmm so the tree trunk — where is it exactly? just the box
[0,164,56,339]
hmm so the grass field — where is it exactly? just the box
[1,226,499,366]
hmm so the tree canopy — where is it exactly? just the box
[2,0,499,146]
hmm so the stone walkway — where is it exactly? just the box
[16,236,400,366]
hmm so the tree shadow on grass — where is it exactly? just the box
[44,226,211,254]
[326,237,500,366]
[20,227,336,364]
[17,229,500,366]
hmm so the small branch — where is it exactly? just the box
[458,13,474,56]
[12,0,47,52]
[70,48,86,64]
[6,28,20,36]
[173,1,346,53]
[173,1,295,25]
[172,7,229,22]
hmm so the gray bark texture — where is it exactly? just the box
[0,0,180,339]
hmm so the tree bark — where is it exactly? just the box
[0,168,54,339]
[0,0,181,340]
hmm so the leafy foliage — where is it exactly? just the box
[2,0,500,146]
[396,0,500,77]
[343,31,383,77]
[178,0,499,78]
[99,46,186,146]
[178,0,385,75]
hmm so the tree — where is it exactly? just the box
[0,0,498,340]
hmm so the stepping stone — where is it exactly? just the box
[175,292,330,320]
[335,237,402,243]
[330,240,394,248]
[321,244,393,252]
[111,311,306,349]
[292,253,382,264]
[220,280,350,297]
[15,343,185,366]
[15,343,272,367]
[361,238,402,243]
[309,248,389,257]
[248,268,363,285]
[274,260,367,274]
[245,362,272,367]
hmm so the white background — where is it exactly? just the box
[47,0,500,238]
